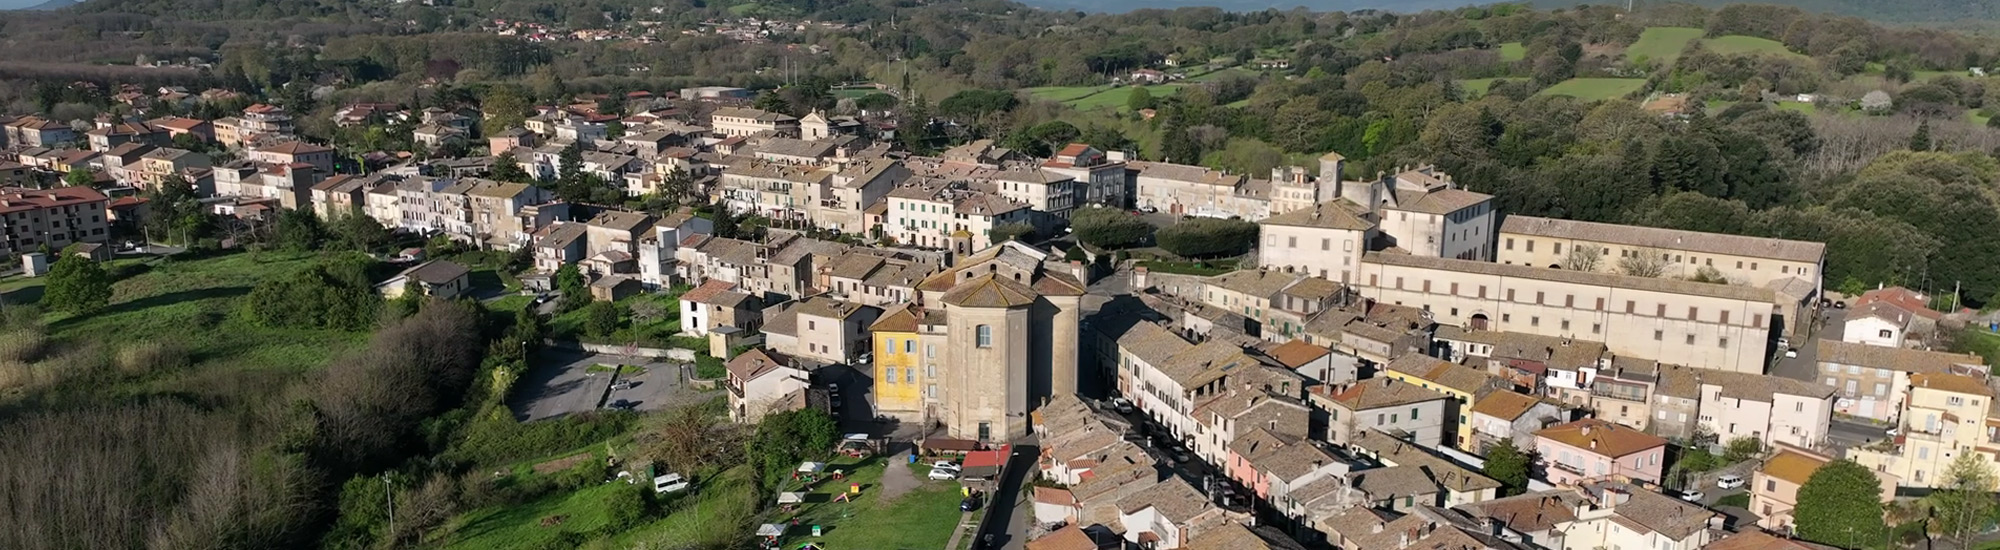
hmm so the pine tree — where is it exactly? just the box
[1909,119,1933,152]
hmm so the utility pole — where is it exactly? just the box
[383,474,394,538]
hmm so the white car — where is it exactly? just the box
[1680,490,1705,502]
[928,467,959,480]
[1716,474,1745,489]
[654,473,690,493]
[930,460,961,471]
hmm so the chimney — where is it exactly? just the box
[1372,522,1384,534]
[1397,533,1409,548]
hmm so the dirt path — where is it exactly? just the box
[878,450,920,504]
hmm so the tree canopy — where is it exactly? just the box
[1071,207,1154,250]
[1794,458,1888,549]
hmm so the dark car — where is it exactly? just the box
[960,494,983,512]
[609,399,637,410]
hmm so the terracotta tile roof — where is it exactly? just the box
[1024,525,1096,550]
[940,273,1039,308]
[1259,199,1375,231]
[1535,419,1665,458]
[680,279,736,304]
[0,186,108,214]
[1817,340,1984,374]
[1267,339,1331,369]
[1856,287,1942,320]
[1501,215,1825,264]
[1116,477,1211,520]
[1761,448,1828,485]
[1326,378,1447,411]
[1912,372,1995,397]
[1365,252,1779,302]
[1207,269,1304,298]
[1391,188,1491,215]
[256,140,332,156]
[1452,490,1580,533]
[1470,390,1543,421]
[1033,486,1078,507]
[726,348,792,382]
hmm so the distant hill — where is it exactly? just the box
[1015,0,1487,14]
[1539,0,2000,24]
[1016,0,2000,23]
[14,0,78,9]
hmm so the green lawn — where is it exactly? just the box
[1461,78,1500,96]
[772,456,967,550]
[612,466,763,548]
[1628,27,1704,63]
[1068,85,1182,111]
[1951,330,2000,374]
[1716,493,1750,508]
[549,288,688,347]
[1701,35,1803,58]
[442,480,630,550]
[1498,42,1526,62]
[1969,108,1992,127]
[1024,86,1110,103]
[1537,78,1647,101]
[47,252,367,377]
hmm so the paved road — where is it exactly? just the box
[1772,308,1846,382]
[971,442,1038,550]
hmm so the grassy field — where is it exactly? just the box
[1716,493,1750,508]
[1461,78,1500,96]
[1701,35,1803,58]
[1537,78,1647,101]
[1024,86,1112,103]
[1064,84,1182,111]
[1627,27,1703,62]
[1952,330,2000,374]
[443,480,631,550]
[47,252,368,376]
[1498,42,1526,62]
[610,466,762,548]
[1776,101,1818,114]
[770,456,967,550]
[548,287,687,347]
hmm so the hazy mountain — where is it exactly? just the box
[9,0,78,9]
[1016,0,2000,23]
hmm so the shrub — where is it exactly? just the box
[1155,217,1259,258]
[0,327,47,363]
[583,301,620,339]
[444,410,636,468]
[1071,207,1154,249]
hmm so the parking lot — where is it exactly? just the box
[509,349,706,421]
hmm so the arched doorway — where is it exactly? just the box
[1469,313,1490,331]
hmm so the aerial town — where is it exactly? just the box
[2,80,1986,550]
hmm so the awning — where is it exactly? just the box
[778,492,806,504]
[756,524,786,537]
[796,461,826,473]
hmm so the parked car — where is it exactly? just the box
[608,399,637,410]
[930,460,960,471]
[959,494,983,512]
[1680,490,1704,502]
[1776,337,1790,349]
[1172,450,1192,463]
[929,468,960,481]
[1110,397,1135,414]
[611,381,635,390]
[1785,348,1799,358]
[1716,474,1745,489]
[654,473,691,494]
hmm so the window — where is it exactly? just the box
[905,367,914,383]
[885,337,896,352]
[906,340,914,353]
[1531,317,1540,327]
[1879,329,1894,339]
[884,367,896,383]
[1506,238,1514,250]
[1377,413,1385,425]
[1526,241,1535,252]
[1536,291,1545,304]
[1592,323,1601,334]
[1685,334,1695,345]
[975,325,992,348]
[1554,243,1564,255]
[1288,236,1297,248]
[1688,306,1699,320]
[1626,300,1635,313]
[1657,410,1667,420]
[1656,303,1667,317]
[1410,408,1420,420]
[1720,338,1729,348]
[808,320,816,330]
[1874,383,1887,396]
[1561,320,1570,331]
[1949,396,1966,406]
[1654,330,1663,341]
[926,344,936,358]
[1321,238,1330,251]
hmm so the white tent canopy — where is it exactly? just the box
[796,461,826,473]
[778,492,806,504]
[756,524,786,537]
